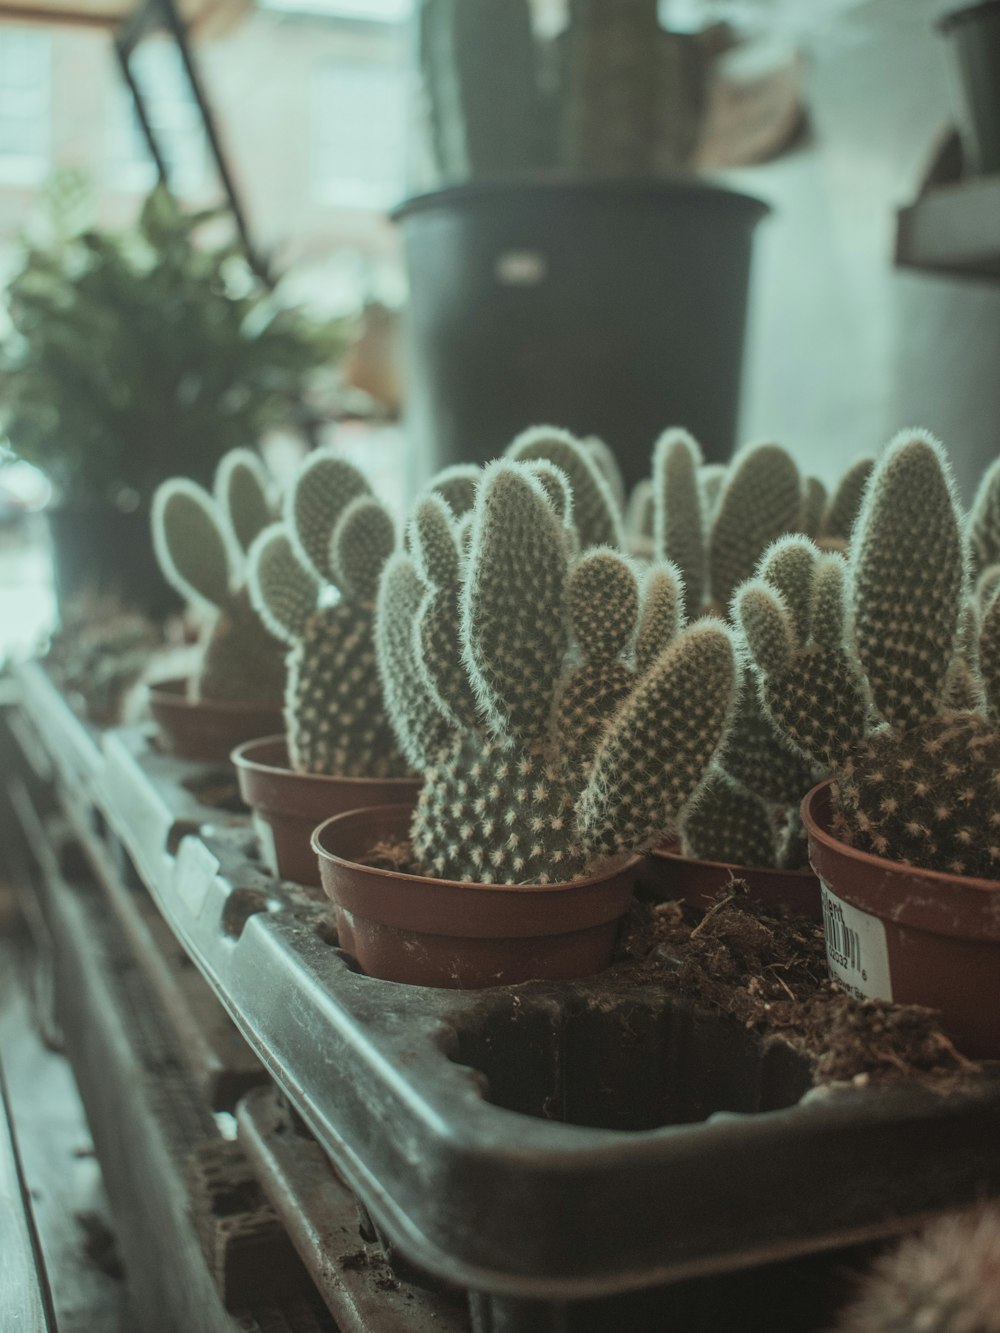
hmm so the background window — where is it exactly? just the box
[310,61,407,210]
[0,28,51,186]
[108,38,209,199]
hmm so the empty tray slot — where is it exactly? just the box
[452,991,814,1130]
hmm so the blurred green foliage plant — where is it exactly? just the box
[0,178,349,505]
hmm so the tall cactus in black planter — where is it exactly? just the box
[397,2,768,491]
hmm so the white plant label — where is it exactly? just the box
[820,883,893,1003]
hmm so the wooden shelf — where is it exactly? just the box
[896,174,1000,283]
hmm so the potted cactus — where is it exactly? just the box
[636,431,872,914]
[398,1,769,487]
[149,449,286,761]
[235,451,427,886]
[311,456,740,988]
[734,430,1000,1057]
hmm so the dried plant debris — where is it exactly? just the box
[616,881,976,1087]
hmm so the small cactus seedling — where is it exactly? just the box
[737,430,1000,880]
[247,451,409,778]
[376,458,739,885]
[151,449,285,705]
[831,1205,1000,1333]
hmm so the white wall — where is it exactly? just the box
[723,0,1000,500]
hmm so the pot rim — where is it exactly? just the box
[801,779,1000,896]
[312,803,641,896]
[149,677,283,719]
[651,842,816,881]
[231,734,421,788]
[392,177,770,224]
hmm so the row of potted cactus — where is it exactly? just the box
[147,425,1000,1055]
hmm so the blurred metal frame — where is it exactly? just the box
[114,0,273,285]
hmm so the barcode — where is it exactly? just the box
[824,893,863,975]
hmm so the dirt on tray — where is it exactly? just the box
[359,841,979,1089]
[616,882,978,1088]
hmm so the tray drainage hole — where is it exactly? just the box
[166,819,201,857]
[221,888,272,939]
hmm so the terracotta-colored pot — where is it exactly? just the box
[802,780,1000,1059]
[148,677,284,764]
[232,736,421,887]
[312,804,640,988]
[638,844,821,921]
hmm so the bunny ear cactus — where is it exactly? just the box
[738,430,1000,880]
[677,535,825,871]
[708,442,802,612]
[624,478,655,559]
[652,428,705,620]
[969,455,1000,573]
[247,451,408,778]
[818,456,873,548]
[426,462,481,517]
[376,459,739,885]
[648,434,802,618]
[830,1206,1000,1333]
[214,448,275,555]
[506,425,624,551]
[151,449,285,705]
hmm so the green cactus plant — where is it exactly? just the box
[969,455,1000,573]
[418,0,546,182]
[678,534,826,871]
[247,450,408,778]
[375,458,739,885]
[831,1206,1000,1333]
[649,433,804,615]
[506,425,624,551]
[151,449,285,705]
[817,456,873,548]
[736,429,1000,880]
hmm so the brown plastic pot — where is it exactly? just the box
[637,844,821,921]
[148,677,284,764]
[312,804,640,988]
[802,780,1000,1059]
[233,736,421,888]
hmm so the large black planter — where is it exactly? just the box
[47,502,181,621]
[394,179,768,489]
[940,1,1000,175]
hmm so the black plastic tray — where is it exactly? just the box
[14,663,1000,1306]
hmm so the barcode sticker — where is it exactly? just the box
[820,883,893,1003]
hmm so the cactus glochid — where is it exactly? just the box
[375,457,739,885]
[247,451,409,779]
[151,448,285,705]
[736,429,1000,880]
